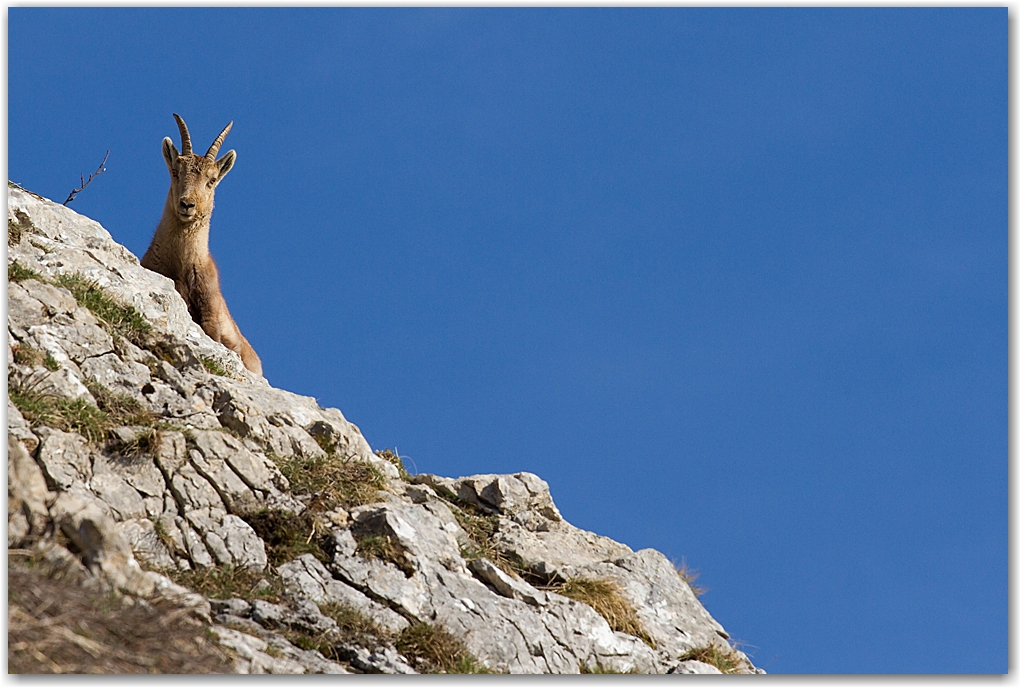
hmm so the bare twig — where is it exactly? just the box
[62,150,109,205]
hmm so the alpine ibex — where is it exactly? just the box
[141,114,263,375]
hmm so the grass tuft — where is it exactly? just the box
[282,601,394,662]
[198,355,230,377]
[9,375,158,446]
[553,577,654,648]
[354,534,414,577]
[275,451,386,513]
[375,448,411,480]
[431,491,524,579]
[11,343,60,371]
[85,381,155,427]
[166,564,286,605]
[320,602,390,649]
[679,644,747,674]
[8,261,42,283]
[674,558,707,598]
[54,273,152,345]
[150,518,178,554]
[116,427,163,459]
[240,509,329,566]
[395,622,490,674]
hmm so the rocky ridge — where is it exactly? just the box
[6,183,762,674]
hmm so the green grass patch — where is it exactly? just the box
[10,378,109,444]
[319,602,391,649]
[241,509,329,566]
[553,577,654,648]
[9,375,158,446]
[11,343,60,371]
[198,355,230,377]
[8,261,41,283]
[395,622,491,674]
[275,451,387,513]
[679,644,747,674]
[166,564,287,605]
[54,273,152,345]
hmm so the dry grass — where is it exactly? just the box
[354,534,414,577]
[675,558,707,598]
[553,577,654,648]
[275,450,387,513]
[375,448,411,480]
[112,427,163,459]
[241,509,329,566]
[679,644,748,674]
[165,564,287,605]
[395,623,490,674]
[8,561,235,674]
[320,602,391,649]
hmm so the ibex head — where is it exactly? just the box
[162,114,236,222]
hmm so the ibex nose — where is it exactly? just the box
[179,199,195,210]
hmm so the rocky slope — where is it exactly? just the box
[6,183,762,674]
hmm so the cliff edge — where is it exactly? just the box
[7,183,762,674]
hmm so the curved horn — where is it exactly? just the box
[206,121,233,160]
[173,113,192,155]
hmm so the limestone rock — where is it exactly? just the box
[7,402,39,453]
[80,352,152,402]
[211,625,349,674]
[468,557,547,606]
[349,501,465,573]
[6,186,762,674]
[671,660,724,674]
[277,554,410,633]
[8,434,55,546]
[559,547,731,660]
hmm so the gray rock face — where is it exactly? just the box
[277,554,410,633]
[7,186,761,674]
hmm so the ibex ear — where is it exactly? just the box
[216,150,236,181]
[162,137,178,170]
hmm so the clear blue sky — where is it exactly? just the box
[8,8,1006,674]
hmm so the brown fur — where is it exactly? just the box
[141,114,262,376]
